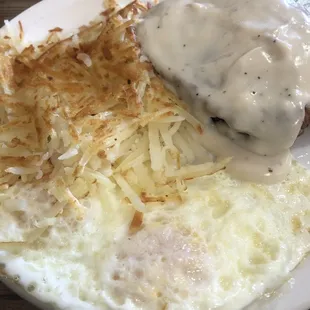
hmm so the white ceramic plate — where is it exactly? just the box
[1,0,310,309]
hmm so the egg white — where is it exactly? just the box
[1,161,310,310]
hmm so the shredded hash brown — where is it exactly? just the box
[0,1,227,245]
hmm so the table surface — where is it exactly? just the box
[0,2,41,310]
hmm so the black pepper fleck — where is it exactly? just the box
[127,79,131,84]
[208,94,211,97]
[27,284,36,293]
[244,72,247,75]
[157,26,160,29]
[196,93,199,96]
[183,44,186,47]
[251,91,256,95]
[168,67,171,71]
[223,90,226,94]
[288,94,291,97]
[285,88,289,91]
[257,34,261,38]
[257,76,261,79]
[273,39,277,43]
[268,167,273,173]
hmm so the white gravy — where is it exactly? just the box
[137,0,310,183]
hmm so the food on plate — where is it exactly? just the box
[0,1,310,310]
[300,106,310,136]
[137,0,310,182]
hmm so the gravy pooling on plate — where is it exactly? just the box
[137,0,310,183]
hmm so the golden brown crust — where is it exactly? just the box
[129,210,144,234]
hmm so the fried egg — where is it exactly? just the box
[1,162,310,310]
